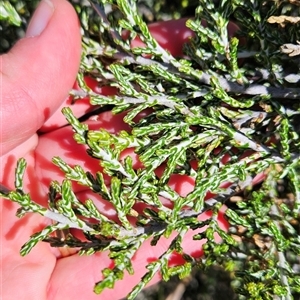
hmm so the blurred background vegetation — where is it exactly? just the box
[1,0,200,53]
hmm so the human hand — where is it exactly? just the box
[1,3,243,299]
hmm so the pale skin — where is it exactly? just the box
[0,1,242,299]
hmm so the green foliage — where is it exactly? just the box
[0,0,40,52]
[0,1,22,26]
[1,0,300,299]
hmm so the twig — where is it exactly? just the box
[165,275,192,300]
[119,53,300,99]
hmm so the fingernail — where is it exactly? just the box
[25,0,54,37]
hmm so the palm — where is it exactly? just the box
[1,130,157,300]
[1,3,235,298]
[1,116,229,299]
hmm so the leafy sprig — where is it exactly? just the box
[1,0,300,299]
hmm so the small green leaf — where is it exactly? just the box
[0,1,22,26]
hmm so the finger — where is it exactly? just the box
[40,18,242,134]
[0,0,81,155]
[40,18,243,133]
[0,135,38,189]
[40,77,118,132]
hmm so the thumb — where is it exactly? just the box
[0,0,81,155]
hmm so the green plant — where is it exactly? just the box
[1,0,300,299]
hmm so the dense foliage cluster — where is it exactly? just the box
[1,0,300,299]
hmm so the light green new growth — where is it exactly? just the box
[0,0,21,26]
[1,0,300,299]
